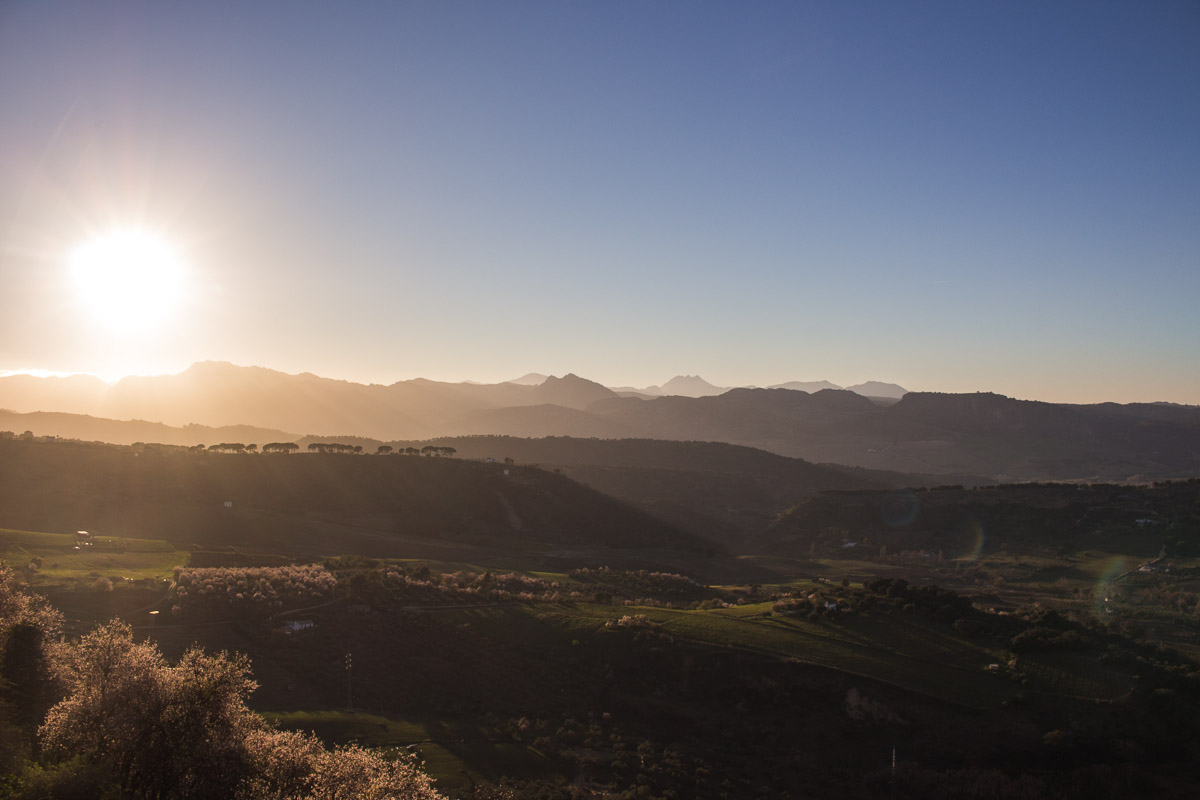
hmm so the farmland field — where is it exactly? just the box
[0,526,184,587]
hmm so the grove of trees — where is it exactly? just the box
[306,443,362,454]
[183,442,462,457]
[171,565,337,619]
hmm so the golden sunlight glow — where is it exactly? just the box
[69,231,186,331]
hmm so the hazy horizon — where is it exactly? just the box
[1,358,1196,407]
[2,2,1197,405]
[0,362,887,393]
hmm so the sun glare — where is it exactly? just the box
[69,231,186,331]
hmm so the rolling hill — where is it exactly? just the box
[0,439,711,561]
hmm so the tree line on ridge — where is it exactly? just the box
[186,442,458,457]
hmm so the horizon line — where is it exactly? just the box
[1,360,1196,407]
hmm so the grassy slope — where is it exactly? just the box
[510,601,1014,709]
[0,527,182,585]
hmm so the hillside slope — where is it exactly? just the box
[0,440,710,560]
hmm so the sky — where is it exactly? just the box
[1,1,1197,403]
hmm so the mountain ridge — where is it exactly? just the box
[3,362,1199,482]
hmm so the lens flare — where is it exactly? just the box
[960,519,986,561]
[1090,557,1127,618]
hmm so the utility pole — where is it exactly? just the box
[891,746,896,800]
[345,651,353,711]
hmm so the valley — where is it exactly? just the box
[3,435,1200,798]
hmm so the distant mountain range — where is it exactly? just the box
[0,362,903,436]
[608,375,908,399]
[2,361,1198,482]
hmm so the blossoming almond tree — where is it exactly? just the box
[39,620,443,800]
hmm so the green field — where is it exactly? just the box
[441,600,1017,710]
[0,526,185,586]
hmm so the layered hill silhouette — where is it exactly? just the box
[365,435,950,545]
[0,408,295,447]
[0,363,617,440]
[2,362,1198,481]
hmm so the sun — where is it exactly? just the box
[68,230,187,332]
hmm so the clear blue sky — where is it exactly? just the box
[2,1,1197,402]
